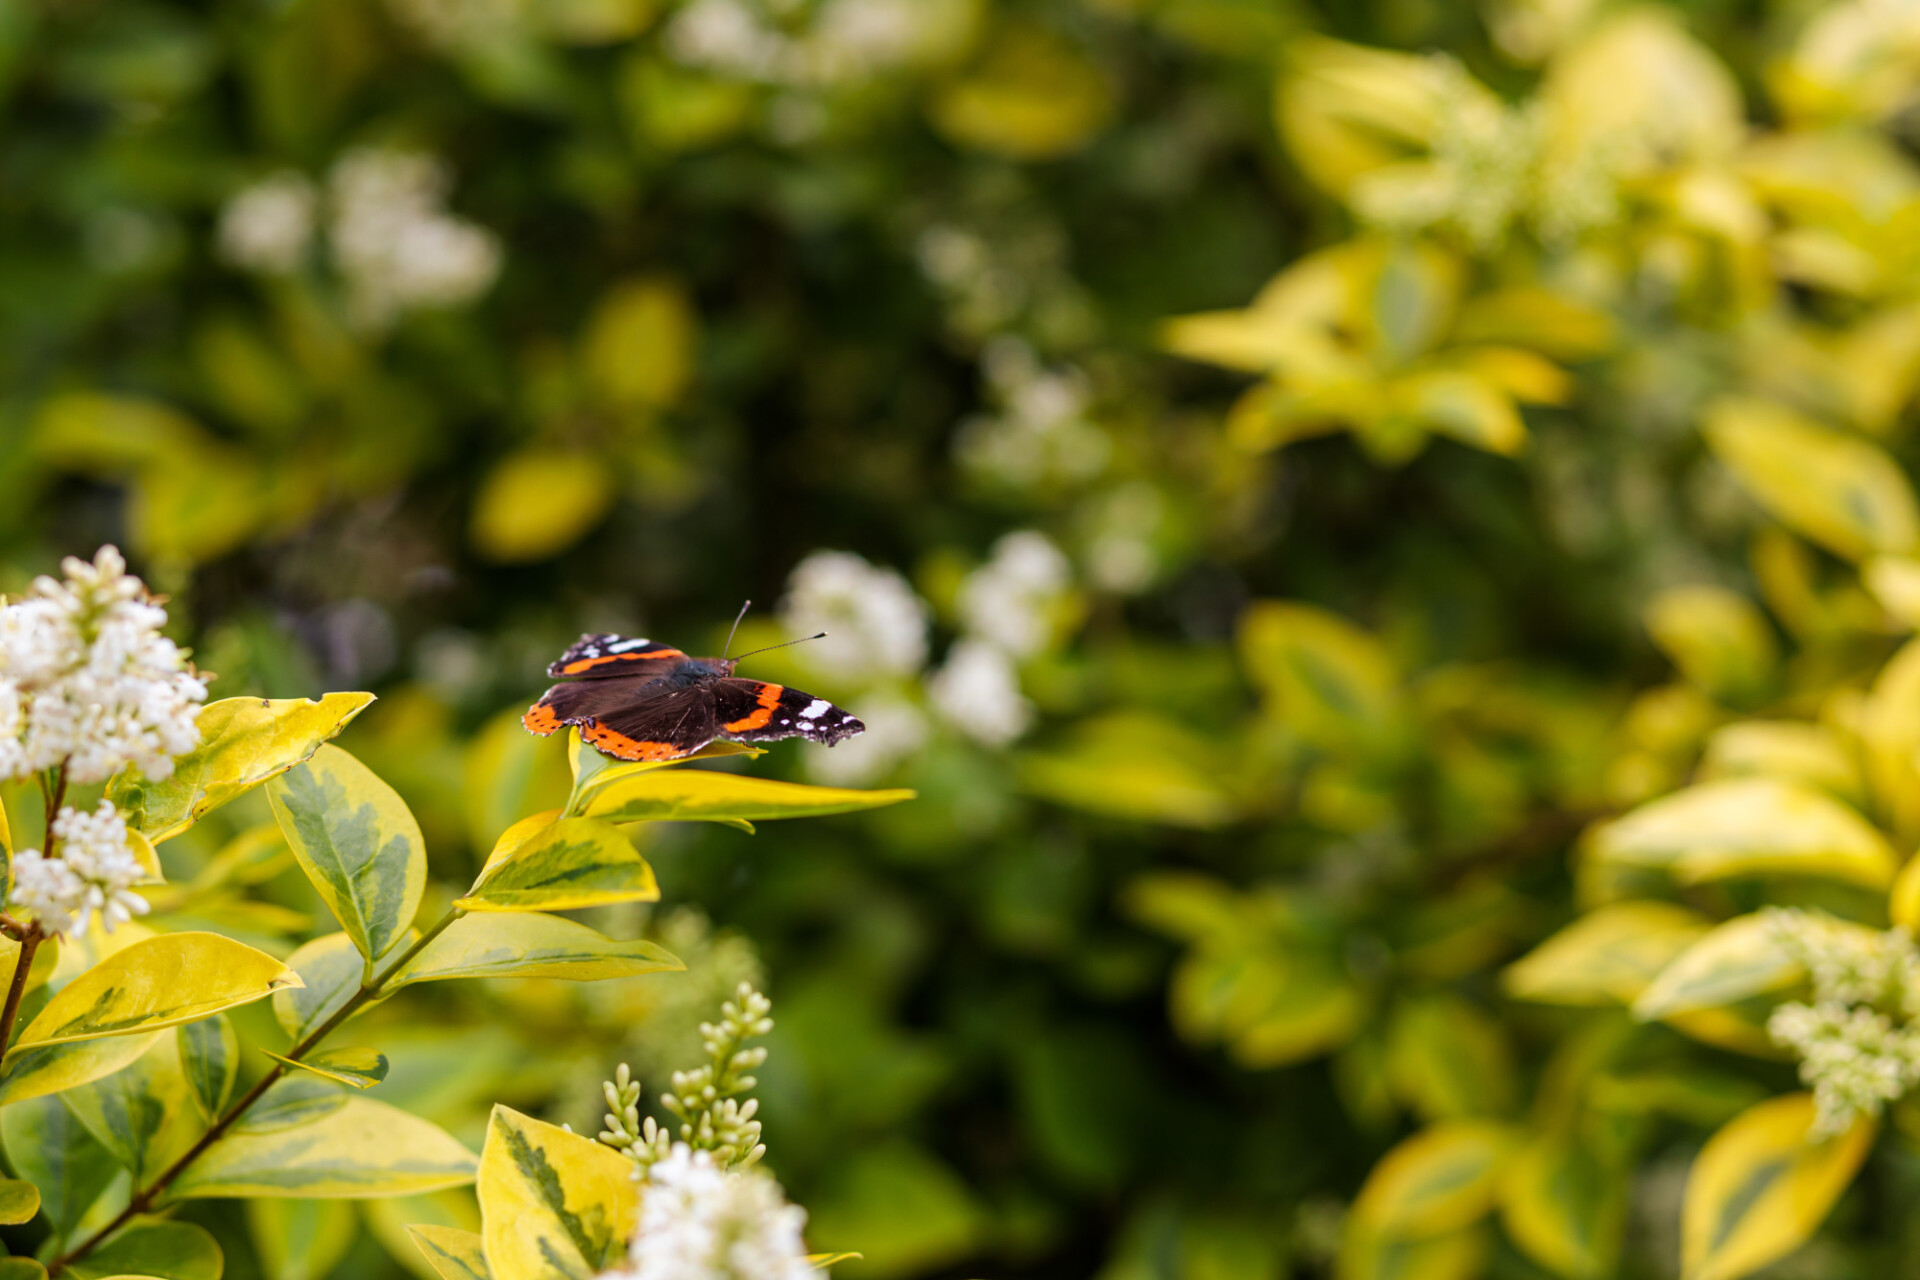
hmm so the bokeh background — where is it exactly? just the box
[14,0,1920,1277]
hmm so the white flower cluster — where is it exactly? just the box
[602,1145,816,1280]
[216,149,502,330]
[664,0,967,89]
[956,530,1072,658]
[952,337,1111,493]
[1765,908,1920,1137]
[0,546,207,785]
[779,552,928,679]
[926,638,1031,748]
[11,801,151,936]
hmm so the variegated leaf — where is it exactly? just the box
[478,1105,638,1280]
[388,913,682,986]
[172,1096,477,1198]
[457,818,658,913]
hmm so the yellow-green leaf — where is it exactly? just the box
[1499,1130,1628,1279]
[463,704,572,855]
[1632,914,1807,1021]
[927,21,1113,160]
[1338,1224,1490,1280]
[0,1032,159,1106]
[1384,995,1515,1121]
[264,1047,389,1089]
[1238,600,1400,752]
[470,451,616,564]
[1390,370,1526,456]
[1704,397,1920,561]
[1350,1121,1516,1238]
[477,1105,639,1280]
[389,912,682,986]
[178,1015,238,1122]
[0,1179,39,1225]
[108,693,376,843]
[269,743,428,962]
[1017,713,1237,830]
[580,770,915,825]
[1699,721,1862,805]
[172,1095,477,1199]
[234,1076,349,1136]
[1682,1094,1873,1280]
[12,932,299,1052]
[457,817,659,912]
[1644,585,1778,703]
[63,1031,198,1183]
[0,1094,119,1238]
[1591,777,1897,889]
[66,1219,223,1280]
[407,1224,492,1280]
[0,1263,44,1280]
[274,932,377,1042]
[248,1199,357,1280]
[1504,901,1713,1006]
[582,277,696,409]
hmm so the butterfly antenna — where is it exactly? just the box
[722,600,752,660]
[732,632,827,664]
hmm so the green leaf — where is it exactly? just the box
[268,743,428,963]
[1644,585,1779,703]
[0,1095,119,1240]
[578,770,915,825]
[274,932,374,1042]
[463,704,572,854]
[0,1032,159,1107]
[470,451,616,564]
[0,1178,39,1225]
[1632,913,1807,1021]
[247,1198,357,1280]
[61,1030,198,1183]
[107,693,376,843]
[1498,1131,1629,1279]
[66,1219,223,1280]
[477,1105,638,1280]
[178,1015,237,1121]
[1018,714,1238,830]
[0,1263,45,1280]
[1384,994,1515,1121]
[388,912,682,986]
[1704,397,1920,561]
[12,932,299,1051]
[1504,901,1713,1006]
[172,1095,477,1199]
[264,1047,389,1090]
[1238,600,1401,752]
[233,1076,348,1136]
[1350,1121,1515,1238]
[407,1225,492,1280]
[1682,1094,1872,1280]
[1590,777,1897,889]
[457,817,659,913]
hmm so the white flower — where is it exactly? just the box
[779,551,928,681]
[10,801,151,936]
[956,531,1071,658]
[952,337,1110,491]
[217,171,318,275]
[928,639,1032,746]
[1769,1000,1920,1137]
[327,148,502,330]
[0,546,208,785]
[803,692,926,785]
[601,1144,816,1280]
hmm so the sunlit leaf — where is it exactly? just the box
[1632,913,1807,1021]
[477,1105,638,1280]
[1238,600,1400,752]
[264,1046,389,1090]
[408,1224,492,1280]
[1350,1121,1515,1238]
[108,693,376,843]
[173,1095,477,1198]
[579,770,915,825]
[457,817,658,912]
[389,912,681,985]
[582,276,695,409]
[0,1179,39,1225]
[12,932,299,1051]
[274,931,376,1042]
[1498,1132,1628,1280]
[1644,585,1778,704]
[233,1076,349,1136]
[0,1032,159,1107]
[1384,995,1515,1121]
[269,743,428,962]
[1504,901,1712,1006]
[469,451,616,564]
[62,1030,198,1183]
[1698,722,1862,805]
[1682,1094,1872,1280]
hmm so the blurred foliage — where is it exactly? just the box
[22,0,1920,1277]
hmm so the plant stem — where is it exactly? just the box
[47,905,467,1275]
[0,926,42,1056]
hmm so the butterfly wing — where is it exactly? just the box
[710,679,864,747]
[524,677,721,761]
[545,634,690,679]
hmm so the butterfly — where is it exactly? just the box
[522,608,863,762]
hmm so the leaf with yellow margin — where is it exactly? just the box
[1504,901,1712,1006]
[389,912,682,986]
[579,771,914,826]
[172,1095,477,1198]
[458,818,659,912]
[408,1224,492,1280]
[478,1105,638,1280]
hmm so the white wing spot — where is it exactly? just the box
[800,699,831,719]
[607,638,652,653]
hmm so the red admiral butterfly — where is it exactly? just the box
[523,606,864,762]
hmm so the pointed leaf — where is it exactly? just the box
[264,1047,389,1089]
[66,1219,223,1280]
[1591,777,1897,889]
[1633,913,1810,1020]
[477,1105,638,1280]
[457,818,658,913]
[579,771,914,825]
[233,1076,349,1136]
[388,913,683,986]
[1682,1094,1872,1280]
[1349,1121,1516,1238]
[1498,1131,1628,1279]
[1504,901,1712,1006]
[408,1225,493,1280]
[0,1094,119,1239]
[13,932,299,1051]
[178,1015,237,1121]
[172,1095,477,1198]
[274,932,374,1042]
[108,693,376,842]
[268,743,427,962]
[61,1031,198,1183]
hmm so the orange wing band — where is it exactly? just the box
[582,722,685,761]
[723,683,784,733]
[561,649,685,675]
[523,703,562,735]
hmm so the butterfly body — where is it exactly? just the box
[524,632,864,762]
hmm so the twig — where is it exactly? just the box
[0,926,42,1056]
